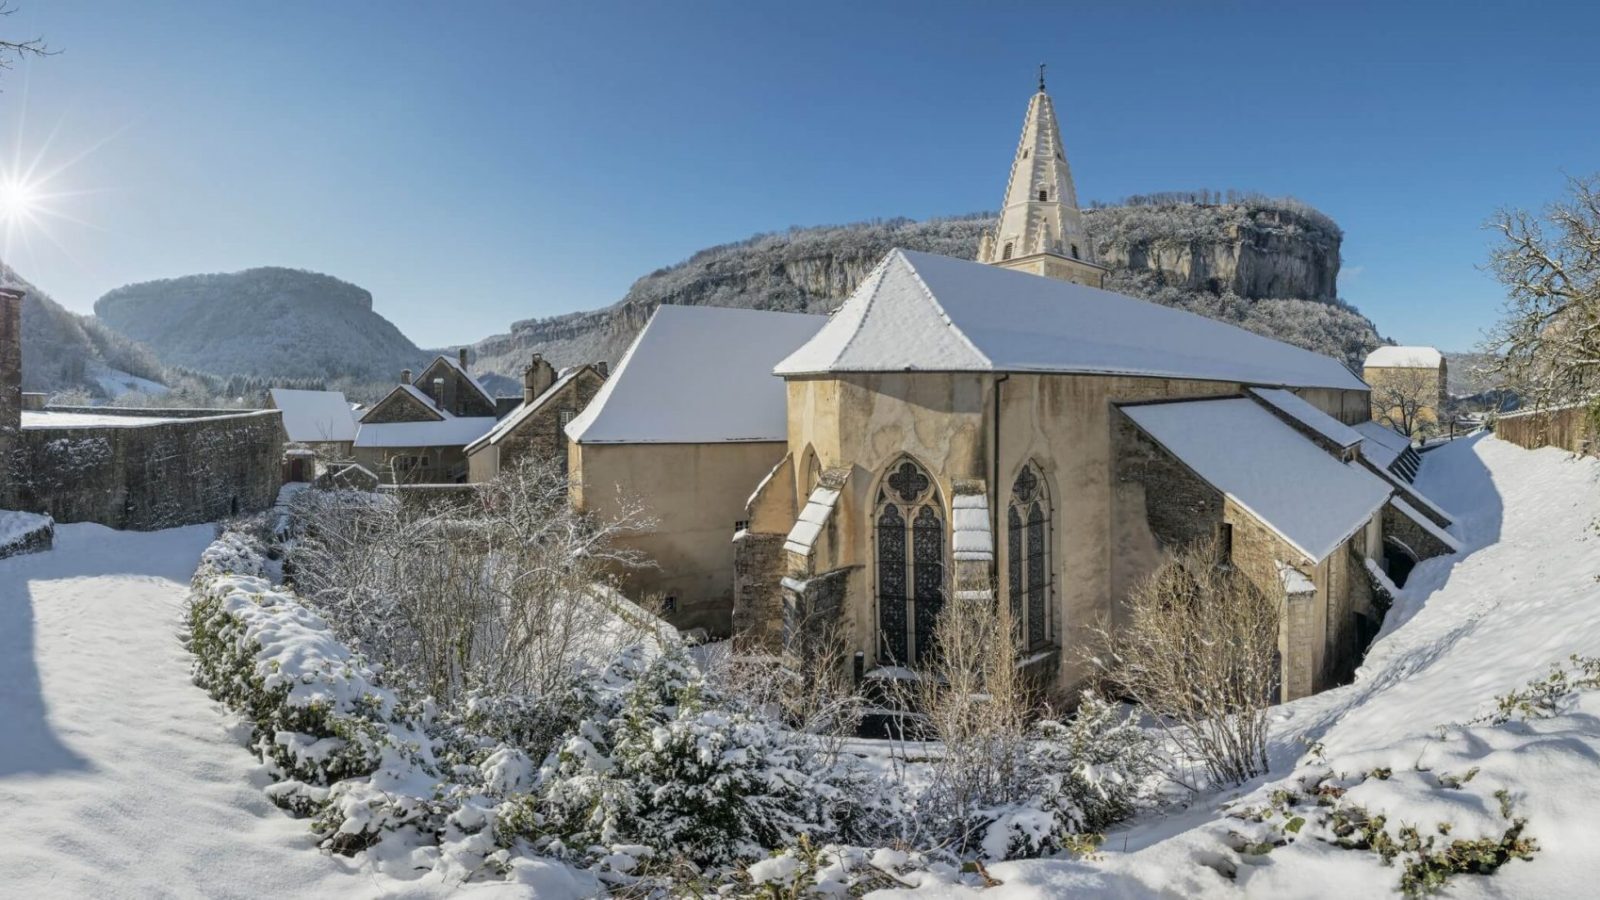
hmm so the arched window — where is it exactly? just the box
[875,458,946,666]
[1002,242,1014,261]
[1007,462,1052,651]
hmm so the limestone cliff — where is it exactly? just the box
[470,198,1382,378]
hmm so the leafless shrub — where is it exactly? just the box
[1088,537,1282,788]
[714,611,865,765]
[285,455,654,709]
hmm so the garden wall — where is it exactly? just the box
[1494,404,1596,456]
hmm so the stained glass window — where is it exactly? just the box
[875,458,944,667]
[1009,463,1053,651]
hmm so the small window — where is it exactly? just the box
[663,595,678,613]
[1002,242,1013,261]
[734,520,749,533]
[1022,149,1030,159]
[1216,522,1233,561]
[1038,189,1048,201]
[1070,243,1079,259]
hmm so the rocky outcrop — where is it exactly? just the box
[472,198,1382,378]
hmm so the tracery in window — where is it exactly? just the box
[1008,462,1053,651]
[875,458,945,666]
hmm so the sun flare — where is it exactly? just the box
[0,177,41,221]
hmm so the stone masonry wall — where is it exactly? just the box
[496,371,604,472]
[1382,501,1455,561]
[1113,411,1226,549]
[6,410,283,529]
[0,289,21,475]
[732,530,786,647]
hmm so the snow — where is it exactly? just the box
[269,388,358,443]
[566,304,827,444]
[435,354,498,407]
[86,361,169,398]
[1278,561,1316,594]
[465,366,584,453]
[1354,419,1413,472]
[785,484,841,556]
[1249,387,1362,449]
[1122,398,1393,562]
[951,491,993,561]
[776,250,1367,392]
[21,410,184,428]
[1364,345,1444,368]
[0,509,51,551]
[354,416,497,448]
[1391,496,1463,553]
[872,434,1600,899]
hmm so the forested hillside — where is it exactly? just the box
[470,196,1386,379]
[93,267,427,382]
[0,260,169,395]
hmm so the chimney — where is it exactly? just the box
[433,376,448,412]
[400,368,413,385]
[457,347,469,371]
[0,287,22,436]
[522,353,555,404]
[595,361,609,379]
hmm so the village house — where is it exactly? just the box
[564,304,826,636]
[352,350,502,484]
[1363,345,1449,435]
[465,354,607,482]
[268,387,359,479]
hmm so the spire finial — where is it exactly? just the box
[1038,62,1046,92]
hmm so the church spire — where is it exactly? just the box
[977,74,1105,288]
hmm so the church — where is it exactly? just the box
[570,77,1457,703]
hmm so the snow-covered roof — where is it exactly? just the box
[361,384,445,424]
[1391,496,1463,554]
[353,417,497,448]
[952,491,993,562]
[1354,420,1413,472]
[566,304,827,444]
[775,249,1367,392]
[1249,388,1362,449]
[270,388,358,443]
[1365,346,1444,369]
[465,366,586,454]
[1121,397,1393,563]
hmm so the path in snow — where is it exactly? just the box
[0,524,413,898]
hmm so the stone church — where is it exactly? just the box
[716,79,1458,703]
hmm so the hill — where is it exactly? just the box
[469,197,1387,379]
[0,259,169,396]
[93,267,427,382]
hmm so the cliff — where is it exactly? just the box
[469,197,1382,378]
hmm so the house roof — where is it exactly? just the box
[775,249,1368,392]
[566,304,828,444]
[269,388,359,443]
[1121,397,1393,563]
[429,354,497,405]
[360,383,445,424]
[353,416,498,448]
[465,366,588,454]
[1365,346,1444,369]
[1353,420,1411,470]
[1249,388,1363,450]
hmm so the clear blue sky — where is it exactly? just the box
[2,0,1596,352]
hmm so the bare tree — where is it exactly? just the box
[1370,366,1443,438]
[285,455,655,708]
[1088,537,1282,787]
[1,3,53,77]
[1485,173,1600,409]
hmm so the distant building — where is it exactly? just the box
[269,388,359,460]
[1363,346,1448,436]
[353,350,500,484]
[465,355,607,482]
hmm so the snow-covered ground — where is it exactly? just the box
[880,434,1600,898]
[0,523,534,898]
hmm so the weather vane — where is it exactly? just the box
[1038,63,1047,92]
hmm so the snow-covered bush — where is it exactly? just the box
[501,647,863,872]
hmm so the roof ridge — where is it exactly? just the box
[898,251,995,369]
[826,251,897,370]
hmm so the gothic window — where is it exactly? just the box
[1039,189,1048,201]
[875,458,945,666]
[1002,242,1014,261]
[1008,462,1053,651]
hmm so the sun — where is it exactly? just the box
[0,177,41,221]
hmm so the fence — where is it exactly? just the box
[1494,403,1597,456]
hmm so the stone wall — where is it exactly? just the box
[6,410,282,529]
[1495,404,1596,457]
[0,288,21,475]
[1382,501,1455,561]
[490,369,604,475]
[732,530,786,645]
[1113,411,1226,549]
